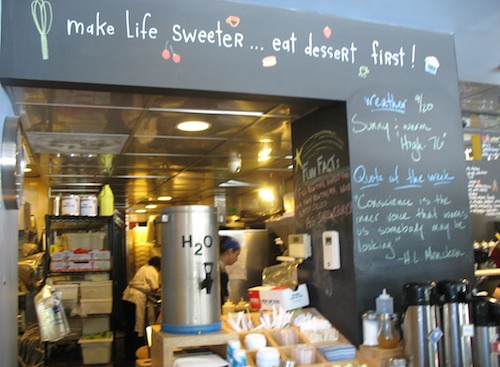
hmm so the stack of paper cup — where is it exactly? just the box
[256,347,280,367]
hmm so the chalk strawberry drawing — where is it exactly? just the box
[323,26,332,39]
[31,0,53,60]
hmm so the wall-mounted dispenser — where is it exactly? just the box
[288,233,311,259]
[322,230,340,270]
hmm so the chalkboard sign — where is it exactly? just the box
[347,86,474,313]
[467,161,500,217]
[292,104,358,344]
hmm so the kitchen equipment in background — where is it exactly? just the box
[435,279,474,366]
[472,295,500,367]
[220,229,280,303]
[158,206,221,334]
[48,196,60,216]
[61,194,80,216]
[403,282,440,367]
[288,233,311,259]
[80,195,97,216]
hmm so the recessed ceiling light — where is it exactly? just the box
[158,196,172,201]
[176,121,211,132]
[145,204,157,209]
[136,209,146,213]
[259,188,275,202]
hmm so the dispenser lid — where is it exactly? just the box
[436,279,470,303]
[472,296,495,327]
[403,282,436,306]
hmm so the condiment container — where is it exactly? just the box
[226,339,241,366]
[362,310,379,346]
[377,313,400,349]
[244,333,266,350]
[376,288,394,314]
[256,347,280,367]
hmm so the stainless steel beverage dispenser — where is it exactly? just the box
[403,282,440,367]
[435,280,473,367]
[472,295,500,367]
[158,206,221,334]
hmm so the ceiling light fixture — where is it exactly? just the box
[259,188,275,202]
[176,121,211,132]
[258,147,273,162]
[145,204,157,209]
[158,196,172,201]
[136,209,146,213]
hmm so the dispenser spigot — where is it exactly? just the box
[200,262,214,294]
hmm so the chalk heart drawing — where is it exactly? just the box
[323,26,332,39]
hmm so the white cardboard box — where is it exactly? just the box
[249,284,310,311]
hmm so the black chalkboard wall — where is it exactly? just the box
[292,104,357,344]
[0,0,474,346]
[347,86,474,343]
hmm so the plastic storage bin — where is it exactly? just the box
[78,332,113,365]
[53,283,79,301]
[80,298,113,314]
[63,232,106,250]
[80,281,112,299]
[82,316,110,334]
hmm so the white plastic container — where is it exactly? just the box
[53,283,79,301]
[80,298,112,314]
[256,347,280,367]
[61,195,80,216]
[78,333,113,365]
[82,316,110,334]
[63,232,106,251]
[80,195,98,216]
[80,280,112,299]
[376,288,394,315]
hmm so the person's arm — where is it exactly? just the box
[144,266,160,293]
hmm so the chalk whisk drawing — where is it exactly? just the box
[31,0,53,60]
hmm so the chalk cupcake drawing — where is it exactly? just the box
[424,56,440,75]
[31,0,53,60]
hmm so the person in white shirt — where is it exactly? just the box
[122,256,161,359]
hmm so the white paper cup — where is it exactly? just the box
[244,333,267,350]
[256,347,280,367]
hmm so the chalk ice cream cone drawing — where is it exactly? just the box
[31,0,53,60]
[424,56,440,75]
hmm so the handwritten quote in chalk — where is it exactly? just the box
[348,88,469,267]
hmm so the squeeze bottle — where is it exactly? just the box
[98,184,114,216]
[376,288,394,315]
